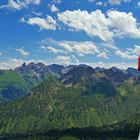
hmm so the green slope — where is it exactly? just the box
[0,70,28,102]
[0,78,139,136]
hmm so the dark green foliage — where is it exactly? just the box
[0,127,139,140]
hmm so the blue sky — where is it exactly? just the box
[0,0,140,69]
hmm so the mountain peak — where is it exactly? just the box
[21,62,26,67]
[28,62,35,66]
[110,67,120,72]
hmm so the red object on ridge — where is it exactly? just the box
[138,56,140,71]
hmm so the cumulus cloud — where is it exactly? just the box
[49,4,59,12]
[16,48,29,56]
[58,9,140,41]
[21,15,57,30]
[58,9,113,41]
[20,9,140,41]
[0,0,41,10]
[107,10,140,39]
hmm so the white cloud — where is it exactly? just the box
[101,43,140,60]
[56,56,71,64]
[0,0,41,10]
[0,59,25,69]
[58,9,113,41]
[40,38,140,62]
[47,46,65,53]
[0,52,2,56]
[59,42,73,52]
[22,15,57,30]
[9,58,25,66]
[107,10,140,39]
[100,42,139,60]
[49,4,59,12]
[58,9,140,41]
[115,49,137,60]
[101,42,118,50]
[115,45,140,60]
[32,11,42,16]
[97,52,109,59]
[40,39,100,56]
[58,41,100,56]
[16,48,29,56]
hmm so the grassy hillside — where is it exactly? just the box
[0,70,28,102]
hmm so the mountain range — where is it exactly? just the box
[0,62,140,139]
[0,62,140,102]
